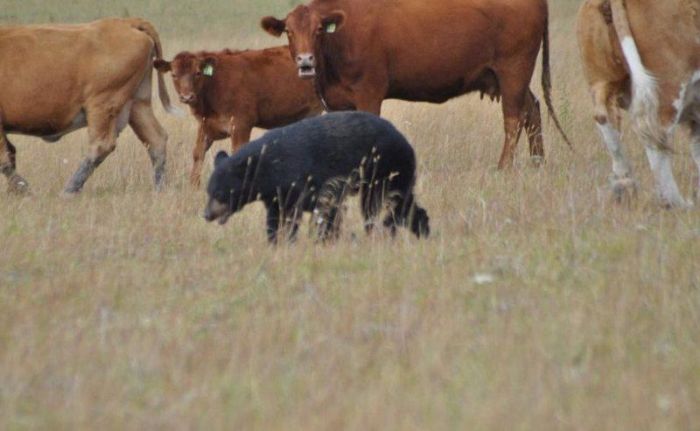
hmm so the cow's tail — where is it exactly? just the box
[541,13,573,149]
[129,19,182,116]
[609,0,668,150]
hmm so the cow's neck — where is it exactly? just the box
[316,34,345,109]
[193,80,218,118]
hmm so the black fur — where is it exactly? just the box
[204,111,429,243]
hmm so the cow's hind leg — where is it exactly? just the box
[691,121,700,200]
[637,101,687,208]
[644,144,687,208]
[591,81,636,204]
[524,89,545,165]
[497,77,528,169]
[129,100,168,190]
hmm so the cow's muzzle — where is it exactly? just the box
[296,53,316,79]
[179,93,197,104]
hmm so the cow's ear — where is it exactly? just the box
[214,151,229,168]
[200,57,216,77]
[322,11,346,34]
[261,16,286,37]
[153,59,171,73]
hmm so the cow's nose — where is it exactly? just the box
[179,93,196,104]
[296,53,315,67]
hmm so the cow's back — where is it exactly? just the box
[315,0,547,101]
[576,0,628,87]
[0,19,153,134]
[603,0,700,81]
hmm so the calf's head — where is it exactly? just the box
[261,5,345,79]
[204,151,248,225]
[154,53,216,105]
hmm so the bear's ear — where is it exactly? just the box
[214,151,229,168]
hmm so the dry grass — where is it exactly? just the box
[1,1,699,429]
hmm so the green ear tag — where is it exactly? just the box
[326,23,336,33]
[203,64,214,77]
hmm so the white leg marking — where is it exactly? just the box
[691,136,700,198]
[597,122,632,180]
[644,145,688,207]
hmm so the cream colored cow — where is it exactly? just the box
[577,0,700,207]
[0,18,178,194]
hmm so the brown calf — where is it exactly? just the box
[0,18,176,194]
[154,46,323,186]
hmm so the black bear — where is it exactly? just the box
[204,111,429,243]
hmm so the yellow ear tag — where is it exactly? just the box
[203,64,214,77]
[326,23,336,33]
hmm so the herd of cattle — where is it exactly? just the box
[1,0,699,239]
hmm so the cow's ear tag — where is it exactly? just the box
[325,23,336,33]
[203,64,214,77]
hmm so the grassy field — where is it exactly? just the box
[2,0,699,429]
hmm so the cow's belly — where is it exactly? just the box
[388,68,496,104]
[4,108,87,142]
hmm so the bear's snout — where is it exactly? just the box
[204,199,232,224]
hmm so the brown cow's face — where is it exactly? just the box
[155,54,214,105]
[262,6,346,80]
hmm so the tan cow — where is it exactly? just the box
[0,18,177,194]
[577,0,700,207]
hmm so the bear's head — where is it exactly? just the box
[204,151,251,225]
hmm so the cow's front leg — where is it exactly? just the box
[230,117,253,153]
[190,123,213,187]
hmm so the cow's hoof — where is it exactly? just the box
[7,175,29,195]
[530,155,545,168]
[659,196,692,210]
[60,190,80,199]
[610,177,637,206]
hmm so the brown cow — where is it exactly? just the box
[261,0,571,168]
[0,18,177,195]
[154,47,323,186]
[577,0,700,207]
